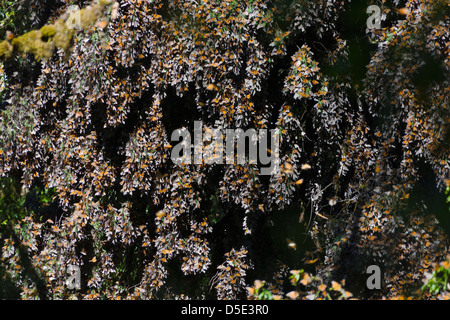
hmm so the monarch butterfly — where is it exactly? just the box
[316,212,329,220]
[331,281,341,291]
[396,8,409,15]
[301,163,311,170]
[305,258,318,265]
[96,20,108,29]
[206,83,218,91]
[286,291,299,299]
[5,30,14,41]
[286,239,296,250]
[156,210,165,219]
[328,198,337,206]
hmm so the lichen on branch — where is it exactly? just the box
[0,0,117,61]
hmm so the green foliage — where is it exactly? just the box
[247,280,277,300]
[0,177,26,228]
[421,257,450,296]
[446,185,450,211]
[0,0,18,36]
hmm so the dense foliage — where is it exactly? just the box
[0,0,448,299]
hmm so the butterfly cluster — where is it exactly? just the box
[0,0,448,300]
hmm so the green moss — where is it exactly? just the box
[0,41,13,59]
[52,20,74,52]
[98,0,113,6]
[12,30,55,61]
[9,21,75,60]
[40,25,57,38]
[0,1,115,61]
